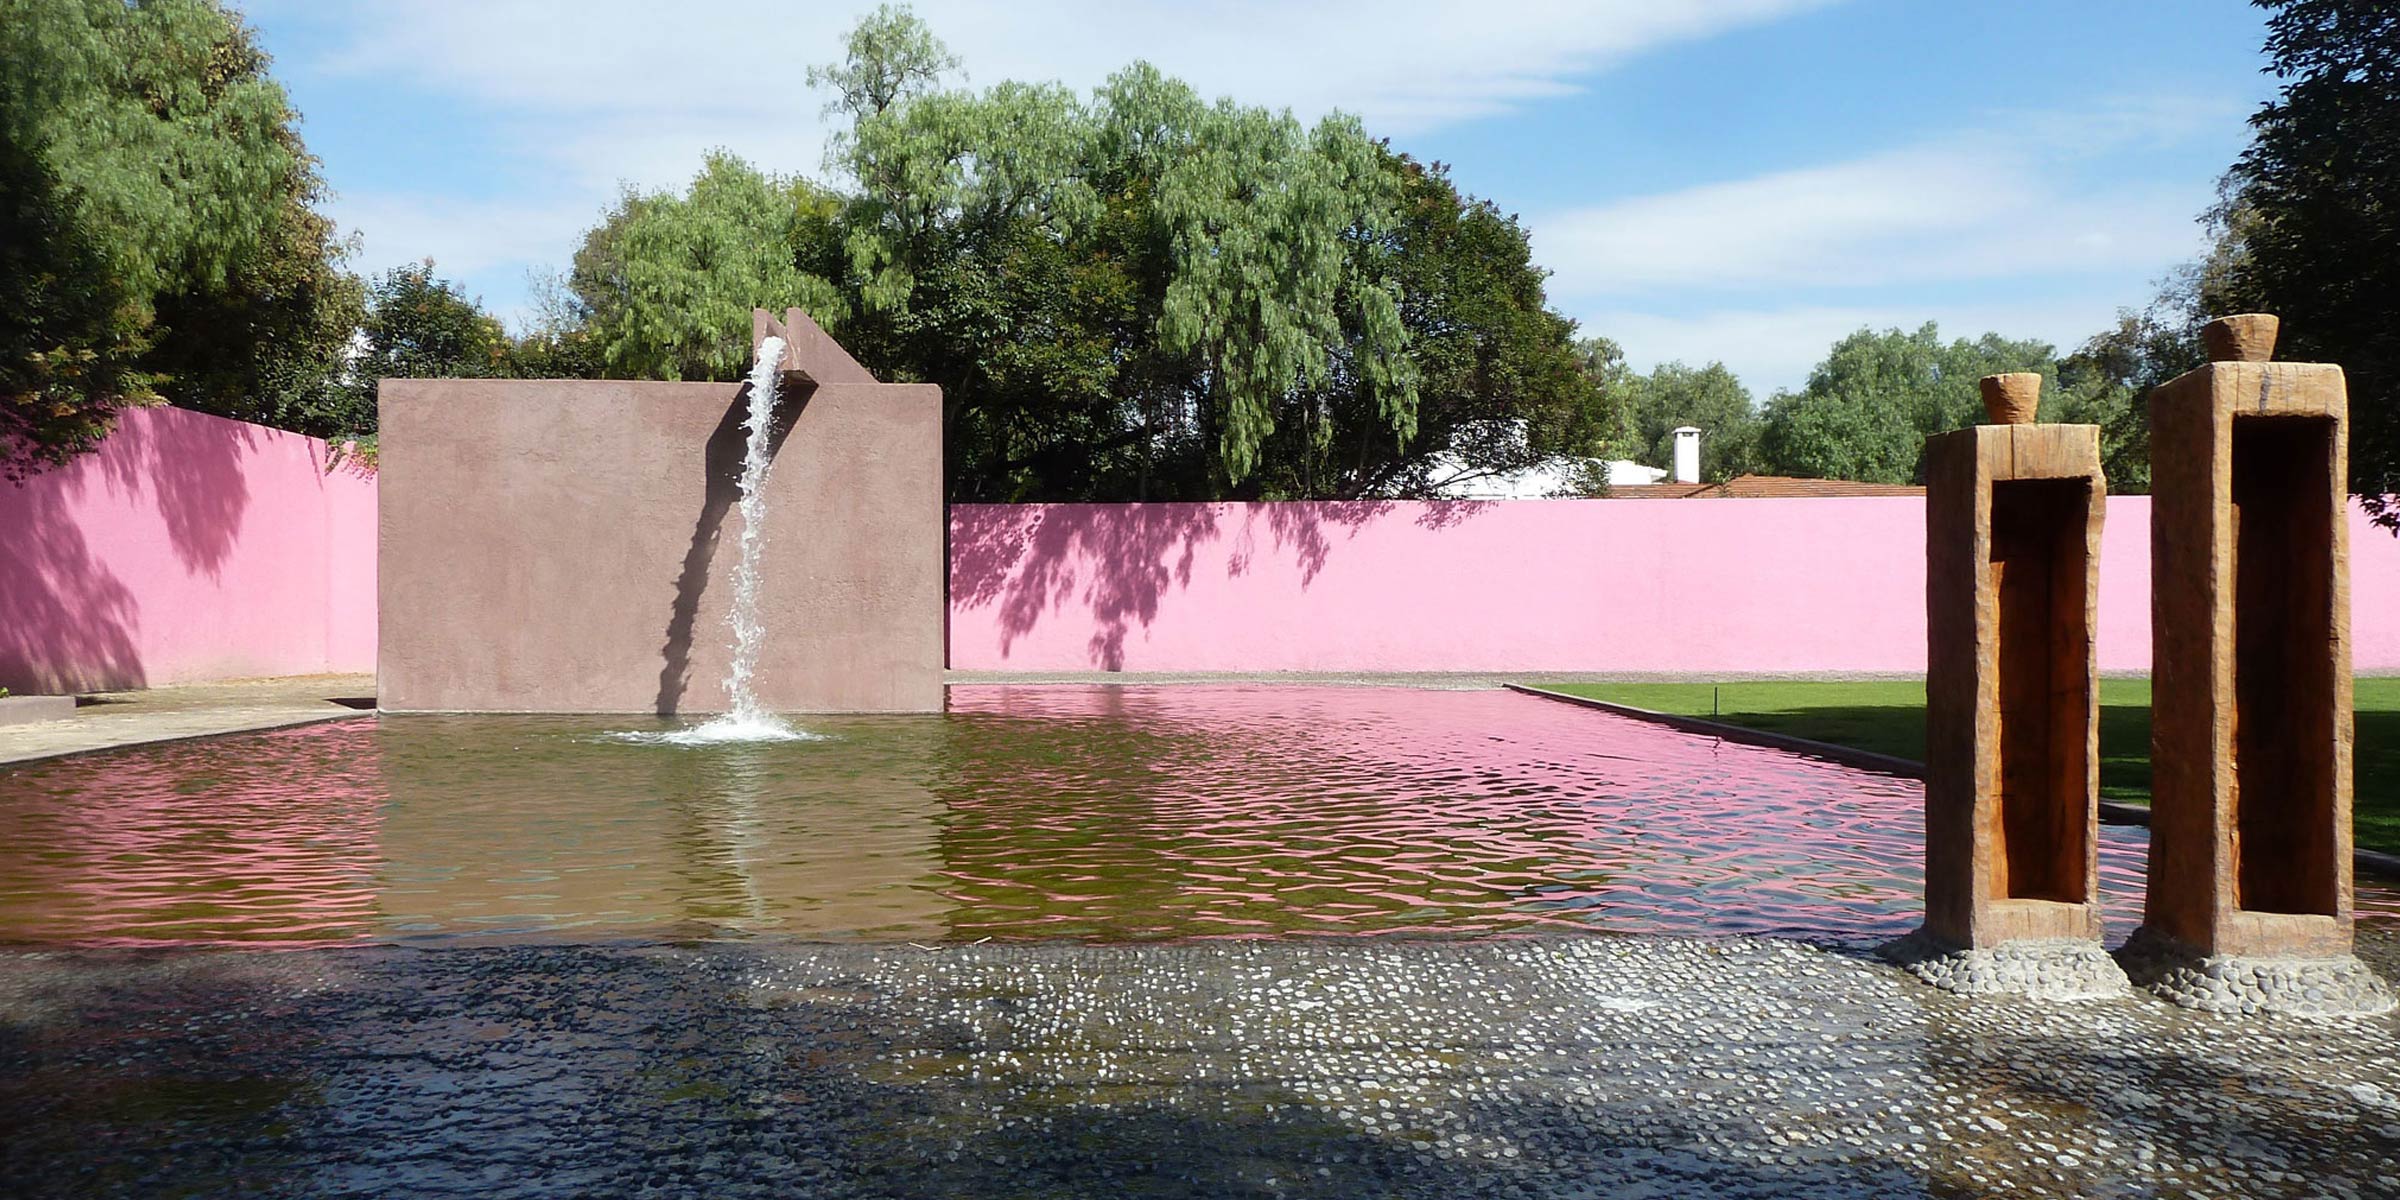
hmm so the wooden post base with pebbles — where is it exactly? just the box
[1887,373,2128,998]
[2125,313,2393,1014]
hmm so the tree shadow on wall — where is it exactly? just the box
[98,408,256,580]
[655,383,804,716]
[948,504,1224,671]
[0,472,144,694]
[1231,500,1495,584]
[948,500,1499,670]
[1230,502,1392,587]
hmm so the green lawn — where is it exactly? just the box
[1526,677,2400,857]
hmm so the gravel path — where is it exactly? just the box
[4,935,2397,1198]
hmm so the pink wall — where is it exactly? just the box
[948,498,2400,675]
[0,406,378,693]
[9,430,2396,693]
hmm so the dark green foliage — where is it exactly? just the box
[1253,155,1612,501]
[0,0,360,478]
[2224,0,2400,527]
[355,261,510,383]
[820,40,1423,499]
[1758,323,2057,484]
[1620,360,1761,483]
[571,9,1610,502]
[338,262,613,449]
[2053,301,2206,494]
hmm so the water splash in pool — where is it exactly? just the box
[621,337,816,747]
[608,718,821,747]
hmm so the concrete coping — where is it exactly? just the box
[1503,683,2400,881]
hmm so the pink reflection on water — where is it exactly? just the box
[0,721,383,945]
[0,686,2390,946]
[936,686,2391,943]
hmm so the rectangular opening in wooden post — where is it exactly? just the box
[2229,414,2340,918]
[1989,477,2092,906]
[1920,412,2104,952]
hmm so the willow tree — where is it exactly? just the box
[569,153,848,382]
[822,10,1418,497]
[569,6,1602,500]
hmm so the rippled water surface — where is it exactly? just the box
[2,686,2391,946]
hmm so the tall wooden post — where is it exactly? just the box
[2126,313,2392,1014]
[1895,376,2124,996]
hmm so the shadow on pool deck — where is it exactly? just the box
[0,948,1884,1199]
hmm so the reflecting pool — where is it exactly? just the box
[2,686,2391,946]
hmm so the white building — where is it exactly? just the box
[1428,455,1664,499]
[1425,421,1700,499]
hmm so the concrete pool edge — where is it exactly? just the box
[1505,682,2400,881]
[0,675,376,767]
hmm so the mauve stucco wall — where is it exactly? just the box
[0,405,378,693]
[376,378,943,713]
[946,498,2400,675]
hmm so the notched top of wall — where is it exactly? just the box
[376,315,943,715]
[753,307,877,387]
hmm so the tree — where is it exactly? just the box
[1621,361,1760,482]
[1758,323,2056,483]
[1250,154,1614,499]
[506,268,605,381]
[0,0,357,477]
[308,261,509,451]
[570,154,847,382]
[355,261,509,383]
[805,2,959,122]
[563,7,1607,501]
[2221,0,2400,527]
[819,10,1419,497]
[329,262,602,451]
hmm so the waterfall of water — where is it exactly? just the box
[719,335,786,726]
[616,337,818,746]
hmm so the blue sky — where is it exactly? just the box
[234,0,2277,396]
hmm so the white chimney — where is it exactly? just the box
[1671,426,1702,484]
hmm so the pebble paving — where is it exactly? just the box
[4,933,2398,1198]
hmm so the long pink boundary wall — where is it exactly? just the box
[0,406,377,693]
[10,440,2398,690]
[948,499,2400,675]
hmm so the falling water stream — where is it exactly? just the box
[618,336,818,746]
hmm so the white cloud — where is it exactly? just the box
[299,0,1837,165]
[1531,98,2228,297]
[1537,96,2239,394]
[325,192,595,293]
[255,0,1836,324]
[1586,295,2137,398]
